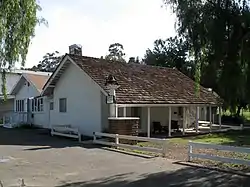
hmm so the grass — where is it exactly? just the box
[132,130,250,160]
[243,111,250,121]
[223,109,250,121]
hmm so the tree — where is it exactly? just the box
[143,37,195,78]
[105,43,126,62]
[164,0,250,115]
[27,51,62,72]
[0,0,45,99]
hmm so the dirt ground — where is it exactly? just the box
[0,128,249,187]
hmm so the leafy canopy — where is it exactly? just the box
[25,51,62,72]
[105,43,126,62]
[164,0,250,113]
[0,0,45,99]
[143,37,195,78]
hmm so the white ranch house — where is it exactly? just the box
[0,70,51,125]
[7,46,222,138]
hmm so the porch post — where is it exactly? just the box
[147,107,151,137]
[204,107,207,121]
[110,104,116,117]
[123,107,126,117]
[219,106,222,129]
[195,107,199,133]
[209,105,212,132]
[182,107,186,135]
[115,104,118,117]
[168,106,172,137]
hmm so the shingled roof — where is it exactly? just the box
[43,54,221,105]
[11,73,50,95]
[25,73,50,93]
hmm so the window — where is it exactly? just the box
[15,99,25,112]
[40,98,43,111]
[38,99,41,111]
[31,97,44,112]
[21,100,24,112]
[50,102,54,110]
[31,99,34,111]
[59,98,67,113]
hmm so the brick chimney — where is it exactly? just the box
[128,57,135,64]
[69,44,82,56]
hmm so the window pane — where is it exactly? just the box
[21,100,24,112]
[35,99,37,111]
[40,98,43,111]
[15,100,18,112]
[31,99,34,112]
[50,102,54,110]
[38,99,41,112]
[59,98,67,112]
[18,100,20,112]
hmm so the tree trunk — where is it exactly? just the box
[236,106,242,117]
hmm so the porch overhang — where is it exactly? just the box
[116,103,221,108]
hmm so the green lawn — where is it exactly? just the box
[223,109,250,121]
[133,130,250,170]
[137,129,250,150]
[169,130,250,146]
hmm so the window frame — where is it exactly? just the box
[15,99,25,112]
[50,102,54,110]
[59,98,67,113]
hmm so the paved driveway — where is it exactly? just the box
[0,128,249,187]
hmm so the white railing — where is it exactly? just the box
[51,125,81,142]
[2,112,29,128]
[93,132,168,157]
[188,141,250,166]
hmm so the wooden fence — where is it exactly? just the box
[93,132,168,156]
[51,125,81,142]
[188,141,250,166]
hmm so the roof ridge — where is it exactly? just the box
[67,53,175,71]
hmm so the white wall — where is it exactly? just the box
[118,106,179,133]
[50,62,102,136]
[32,96,50,129]
[14,78,50,128]
[140,107,179,133]
[15,78,40,112]
[101,93,109,132]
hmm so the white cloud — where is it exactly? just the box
[25,0,176,68]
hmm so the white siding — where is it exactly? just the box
[15,79,40,101]
[101,93,109,132]
[33,96,50,129]
[14,78,50,128]
[121,106,180,133]
[50,63,102,136]
[0,99,14,119]
[15,79,40,112]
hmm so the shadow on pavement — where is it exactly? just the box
[0,127,101,150]
[56,166,250,187]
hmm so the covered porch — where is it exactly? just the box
[115,104,222,138]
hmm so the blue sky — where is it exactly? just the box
[25,0,176,68]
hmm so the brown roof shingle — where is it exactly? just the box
[25,73,50,93]
[67,54,221,105]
